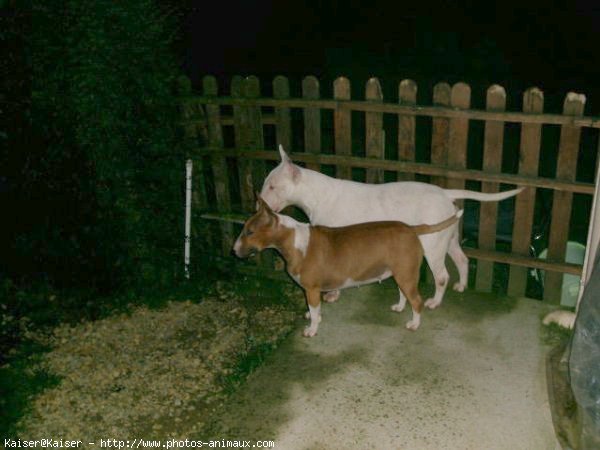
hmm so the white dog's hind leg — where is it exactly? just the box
[420,233,452,309]
[448,234,468,292]
[391,288,407,312]
[424,260,450,309]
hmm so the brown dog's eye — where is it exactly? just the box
[245,229,254,237]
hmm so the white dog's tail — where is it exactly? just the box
[444,187,524,202]
[412,210,464,235]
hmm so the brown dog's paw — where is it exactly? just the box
[303,326,318,337]
[405,320,420,331]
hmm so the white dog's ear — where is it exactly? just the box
[288,163,301,183]
[279,145,301,182]
[279,145,291,164]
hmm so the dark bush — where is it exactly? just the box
[3,0,186,293]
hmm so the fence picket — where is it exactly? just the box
[203,76,233,255]
[398,79,417,181]
[245,76,272,268]
[544,93,586,303]
[508,88,544,297]
[366,78,384,183]
[178,76,208,212]
[303,76,321,171]
[231,76,253,212]
[476,85,507,292]
[177,76,213,255]
[447,83,471,216]
[243,76,266,192]
[334,77,352,180]
[431,82,451,188]
[273,76,292,152]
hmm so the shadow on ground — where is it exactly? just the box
[203,341,370,440]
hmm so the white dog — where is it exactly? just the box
[259,146,524,309]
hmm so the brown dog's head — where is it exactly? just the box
[233,194,279,258]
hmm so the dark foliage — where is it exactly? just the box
[2,0,186,294]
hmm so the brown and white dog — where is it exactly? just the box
[234,196,463,337]
[259,146,523,309]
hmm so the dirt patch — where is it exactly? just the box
[16,279,304,440]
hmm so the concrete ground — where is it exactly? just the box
[204,281,561,450]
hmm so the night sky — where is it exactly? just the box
[182,0,600,113]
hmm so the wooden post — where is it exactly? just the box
[178,76,198,145]
[243,76,266,192]
[398,79,417,181]
[476,85,507,292]
[272,76,291,271]
[431,82,451,188]
[273,75,292,152]
[177,76,209,250]
[303,76,321,171]
[366,77,384,184]
[334,76,352,180]
[508,88,544,297]
[446,82,471,215]
[544,92,586,303]
[231,76,254,212]
[203,76,233,255]
[245,76,272,269]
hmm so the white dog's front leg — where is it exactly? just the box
[323,290,340,303]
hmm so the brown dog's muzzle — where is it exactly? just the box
[233,238,258,258]
[236,246,257,258]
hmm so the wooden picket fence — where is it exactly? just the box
[178,74,600,303]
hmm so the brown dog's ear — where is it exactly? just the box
[254,191,261,211]
[255,192,267,212]
[255,193,273,214]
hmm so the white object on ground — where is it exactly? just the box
[542,310,576,330]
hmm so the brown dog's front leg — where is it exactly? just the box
[303,288,322,337]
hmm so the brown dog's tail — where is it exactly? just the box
[411,210,463,235]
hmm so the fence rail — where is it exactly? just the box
[193,148,595,195]
[181,95,600,128]
[179,74,599,303]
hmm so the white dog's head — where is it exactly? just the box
[259,145,302,212]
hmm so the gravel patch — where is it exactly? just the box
[17,280,302,440]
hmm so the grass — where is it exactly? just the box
[0,257,304,438]
[0,341,60,438]
[542,320,574,348]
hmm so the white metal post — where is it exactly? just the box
[184,159,193,279]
